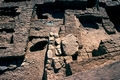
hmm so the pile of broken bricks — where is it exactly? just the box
[45,31,80,79]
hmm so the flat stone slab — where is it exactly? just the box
[62,34,79,56]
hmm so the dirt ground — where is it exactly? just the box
[65,55,120,80]
[0,0,120,80]
[0,23,120,80]
[80,23,111,53]
[0,41,47,80]
[0,17,120,80]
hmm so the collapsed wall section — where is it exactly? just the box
[0,1,32,72]
[0,0,120,79]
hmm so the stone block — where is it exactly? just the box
[64,56,73,64]
[47,50,53,59]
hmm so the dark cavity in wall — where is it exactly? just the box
[35,4,65,19]
[92,44,107,57]
[0,6,20,17]
[4,0,30,2]
[0,47,7,49]
[0,56,25,74]
[92,49,101,57]
[10,35,14,44]
[77,16,99,29]
[0,56,25,67]
[99,2,106,8]
[0,28,15,33]
[106,5,120,32]
[87,0,96,8]
[32,1,87,20]
[30,41,48,52]
[66,63,72,76]
[72,53,78,60]
[55,1,87,10]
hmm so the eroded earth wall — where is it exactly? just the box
[0,0,120,80]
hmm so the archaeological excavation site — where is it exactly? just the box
[1,0,120,80]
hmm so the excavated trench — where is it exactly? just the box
[0,56,24,74]
[1,0,120,80]
[0,6,20,17]
[0,6,20,23]
[35,4,64,19]
[32,1,88,20]
[77,16,101,29]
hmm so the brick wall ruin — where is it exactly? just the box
[0,0,120,80]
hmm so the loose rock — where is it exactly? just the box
[47,50,53,59]
[0,66,8,71]
[8,64,17,70]
[64,56,73,64]
[48,44,54,50]
[52,57,65,70]
[55,38,61,45]
[56,45,60,49]
[55,48,62,56]
[49,32,54,37]
[49,37,54,44]
[53,33,59,38]
[62,34,79,56]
